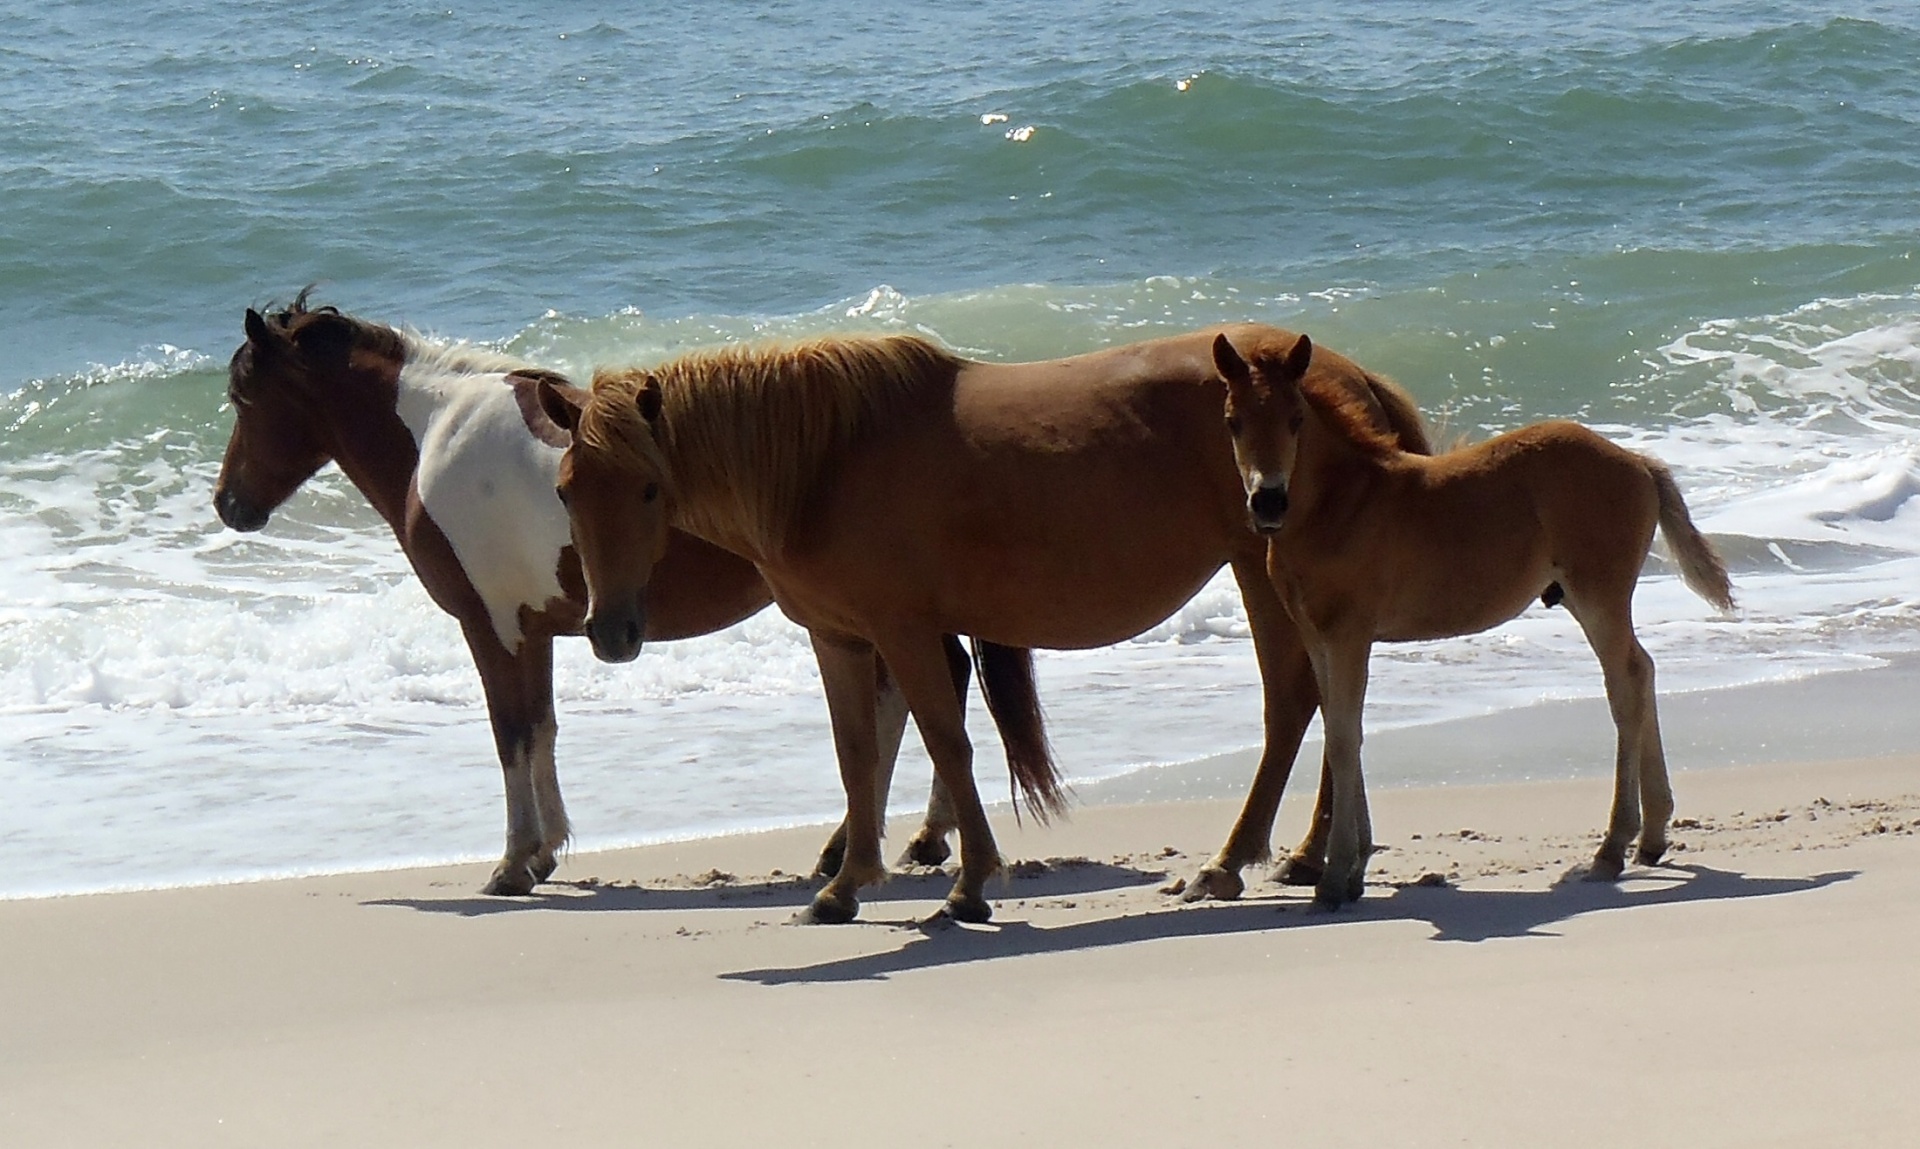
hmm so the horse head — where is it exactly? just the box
[1214,330,1313,535]
[539,371,672,663]
[213,292,360,532]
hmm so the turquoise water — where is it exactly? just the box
[3,1,1918,895]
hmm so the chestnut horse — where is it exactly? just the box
[1213,330,1735,907]
[211,295,1049,893]
[539,323,1433,923]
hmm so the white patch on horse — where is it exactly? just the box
[394,338,572,652]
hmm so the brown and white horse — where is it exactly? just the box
[540,324,1433,923]
[211,295,1050,894]
[1214,330,1735,906]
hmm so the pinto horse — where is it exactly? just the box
[211,294,1049,894]
[1213,330,1735,907]
[539,324,1434,923]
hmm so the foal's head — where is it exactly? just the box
[214,295,367,532]
[1214,331,1314,535]
[539,371,671,664]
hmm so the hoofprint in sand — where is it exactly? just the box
[4,751,1918,1148]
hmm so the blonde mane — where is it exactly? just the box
[1300,370,1406,459]
[580,334,962,558]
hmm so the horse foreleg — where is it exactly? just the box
[1187,559,1323,901]
[1313,635,1375,909]
[802,631,888,924]
[876,629,1000,923]
[812,653,912,878]
[467,626,562,896]
[521,633,569,883]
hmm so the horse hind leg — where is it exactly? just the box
[897,634,976,868]
[875,629,1002,924]
[1633,669,1675,867]
[1562,592,1656,881]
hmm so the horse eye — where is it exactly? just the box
[1225,415,1242,435]
[554,485,569,507]
[642,482,660,503]
[1289,415,1304,433]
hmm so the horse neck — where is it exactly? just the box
[304,356,420,533]
[1290,401,1399,523]
[649,406,772,564]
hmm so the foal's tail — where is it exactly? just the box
[1649,460,1736,611]
[972,640,1070,824]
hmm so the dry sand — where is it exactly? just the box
[5,686,1920,1146]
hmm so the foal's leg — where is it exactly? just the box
[1634,676,1676,867]
[803,632,888,924]
[466,625,560,896]
[1313,636,1376,908]
[1563,594,1656,880]
[874,629,1002,923]
[1187,558,1325,900]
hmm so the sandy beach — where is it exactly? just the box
[5,668,1919,1148]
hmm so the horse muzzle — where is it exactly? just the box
[1248,483,1289,535]
[585,599,648,664]
[214,487,271,532]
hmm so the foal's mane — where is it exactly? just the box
[581,334,961,558]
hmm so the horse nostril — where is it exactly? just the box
[1249,485,1289,523]
[624,620,641,649]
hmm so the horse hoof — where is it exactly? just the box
[943,893,993,924]
[797,894,860,925]
[900,834,952,868]
[529,853,559,883]
[1273,855,1324,887]
[482,865,538,897]
[1634,841,1668,867]
[1314,869,1363,909]
[1585,851,1627,882]
[1182,865,1244,902]
[812,844,847,881]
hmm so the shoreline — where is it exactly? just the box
[12,654,1920,902]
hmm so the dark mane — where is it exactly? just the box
[257,287,407,363]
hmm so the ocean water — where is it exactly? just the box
[3,1,1918,897]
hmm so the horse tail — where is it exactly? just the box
[1649,460,1735,611]
[972,639,1070,823]
[1366,372,1434,456]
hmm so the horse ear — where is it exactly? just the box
[1212,333,1251,388]
[1284,333,1313,379]
[636,375,664,424]
[244,308,272,346]
[538,378,588,435]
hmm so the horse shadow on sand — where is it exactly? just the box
[366,858,1164,917]
[718,863,1856,986]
